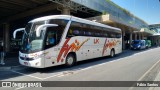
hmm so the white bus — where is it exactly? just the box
[13,15,122,68]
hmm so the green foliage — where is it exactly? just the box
[102,10,107,15]
[129,21,134,24]
[105,0,148,25]
[105,0,132,16]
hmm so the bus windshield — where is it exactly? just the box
[21,21,45,53]
[21,19,69,53]
[132,41,141,44]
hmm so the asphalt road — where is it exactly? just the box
[1,47,160,90]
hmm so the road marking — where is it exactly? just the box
[10,56,126,80]
[137,59,160,81]
[73,49,152,73]
[11,59,122,80]
[11,48,157,80]
[129,59,160,90]
[15,87,25,90]
[11,70,44,80]
[11,69,72,80]
[41,73,66,80]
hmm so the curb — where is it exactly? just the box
[0,66,11,71]
[0,65,25,71]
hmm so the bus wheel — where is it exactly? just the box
[110,49,115,58]
[65,54,76,67]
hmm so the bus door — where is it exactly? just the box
[43,27,63,67]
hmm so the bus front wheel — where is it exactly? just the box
[65,54,76,67]
[110,49,115,58]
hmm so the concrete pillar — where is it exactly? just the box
[122,30,126,50]
[154,37,156,46]
[156,37,158,46]
[154,37,157,46]
[138,33,141,40]
[62,8,70,15]
[135,33,137,40]
[152,37,154,46]
[141,33,144,40]
[129,32,133,49]
[158,38,160,46]
[151,37,154,46]
[3,23,10,52]
[157,37,160,46]
[151,37,153,46]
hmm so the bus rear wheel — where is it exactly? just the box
[110,49,115,58]
[65,54,76,67]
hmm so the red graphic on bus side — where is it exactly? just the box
[102,39,118,56]
[57,38,89,63]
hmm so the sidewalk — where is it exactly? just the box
[0,52,21,70]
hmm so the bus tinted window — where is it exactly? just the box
[67,21,81,38]
[85,31,92,36]
[116,34,122,38]
[67,21,121,38]
[73,29,80,35]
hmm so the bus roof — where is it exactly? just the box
[30,15,121,32]
[30,15,71,22]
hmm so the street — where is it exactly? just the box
[1,47,160,90]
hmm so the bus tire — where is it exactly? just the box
[65,53,76,67]
[110,49,115,58]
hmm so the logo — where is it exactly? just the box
[94,39,99,44]
[2,82,11,87]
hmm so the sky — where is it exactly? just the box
[111,0,160,25]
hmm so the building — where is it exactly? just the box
[0,0,155,53]
[149,24,160,46]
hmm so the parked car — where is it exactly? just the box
[145,40,151,48]
[131,40,146,50]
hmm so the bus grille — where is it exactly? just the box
[20,57,34,61]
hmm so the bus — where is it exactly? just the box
[13,15,122,68]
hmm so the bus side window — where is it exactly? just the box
[104,31,108,37]
[67,21,82,38]
[116,33,121,38]
[110,32,116,38]
[73,29,80,36]
[66,29,73,38]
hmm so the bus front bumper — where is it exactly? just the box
[19,57,44,68]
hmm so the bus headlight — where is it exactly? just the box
[138,45,140,48]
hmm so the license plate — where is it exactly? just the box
[24,62,28,65]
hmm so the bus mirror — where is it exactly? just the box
[13,28,25,39]
[36,24,58,37]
